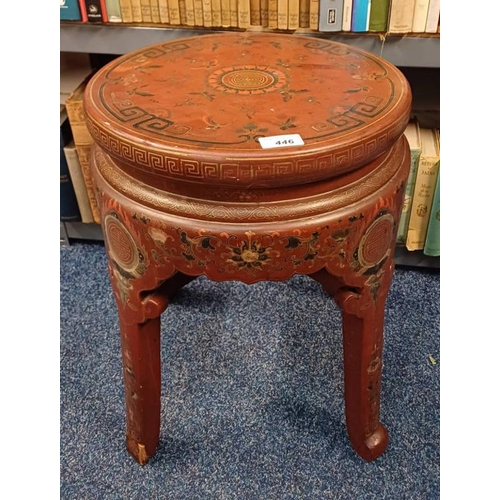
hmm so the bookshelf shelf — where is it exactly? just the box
[60,22,440,68]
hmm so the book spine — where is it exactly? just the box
[277,0,288,28]
[60,122,82,222]
[170,0,182,23]
[309,0,319,29]
[406,131,440,251]
[268,0,278,28]
[396,146,421,245]
[351,0,371,31]
[423,166,440,256]
[250,0,261,25]
[238,0,251,27]
[64,143,94,223]
[342,0,352,30]
[319,0,344,32]
[179,0,188,23]
[202,0,213,25]
[84,0,104,22]
[299,0,310,27]
[185,0,196,25]
[105,0,123,21]
[424,0,439,33]
[60,0,83,21]
[260,0,269,26]
[288,0,300,28]
[140,0,152,21]
[368,0,389,31]
[411,0,430,32]
[212,0,223,26]
[158,0,170,22]
[130,0,143,20]
[388,0,415,33]
[194,0,204,25]
[79,0,89,21]
[150,0,161,21]
[119,0,134,21]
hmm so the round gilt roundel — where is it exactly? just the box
[208,65,288,94]
[104,215,140,273]
[358,214,394,268]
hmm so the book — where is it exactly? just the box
[411,0,430,33]
[396,120,422,245]
[158,0,170,22]
[260,0,269,26]
[185,0,196,25]
[299,0,310,27]
[119,0,134,21]
[130,0,143,20]
[319,0,344,32]
[238,0,251,27]
[60,0,83,21]
[425,0,439,33]
[268,0,278,27]
[202,0,213,26]
[212,0,223,26]
[309,0,320,29]
[277,0,288,28]
[423,166,440,256]
[64,141,94,223]
[388,0,415,33]
[105,0,123,21]
[150,0,161,21]
[84,0,107,22]
[342,0,352,30]
[351,0,371,32]
[65,76,101,225]
[169,0,182,23]
[250,0,261,25]
[288,0,299,28]
[405,128,440,251]
[194,0,205,25]
[61,108,81,223]
[368,0,389,31]
[140,0,152,21]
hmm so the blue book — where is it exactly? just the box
[60,0,82,21]
[351,0,371,31]
[60,108,81,222]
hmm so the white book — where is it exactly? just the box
[412,0,430,32]
[425,0,440,33]
[388,0,415,33]
[342,0,352,30]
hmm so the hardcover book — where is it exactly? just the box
[84,1,106,22]
[351,0,371,32]
[299,0,310,27]
[150,0,161,21]
[388,0,415,33]
[169,0,182,24]
[202,0,213,26]
[411,0,430,32]
[65,77,101,224]
[342,0,352,30]
[423,166,440,256]
[60,0,83,21]
[250,0,261,25]
[260,0,269,26]
[288,0,299,28]
[238,0,251,27]
[60,108,81,222]
[277,0,288,28]
[406,128,440,251]
[64,140,94,223]
[396,120,421,245]
[185,0,196,25]
[105,0,123,21]
[268,0,278,27]
[130,0,143,20]
[425,0,439,33]
[158,0,170,22]
[119,0,134,21]
[140,0,152,21]
[368,0,389,31]
[309,0,320,29]
[319,0,344,32]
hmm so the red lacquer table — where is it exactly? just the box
[84,32,411,465]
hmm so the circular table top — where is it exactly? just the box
[84,32,411,188]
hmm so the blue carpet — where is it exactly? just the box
[60,240,440,499]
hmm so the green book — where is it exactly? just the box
[423,166,440,256]
[368,0,390,32]
[396,120,421,245]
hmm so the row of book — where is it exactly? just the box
[61,0,440,33]
[397,121,440,257]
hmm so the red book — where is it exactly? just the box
[78,0,88,21]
